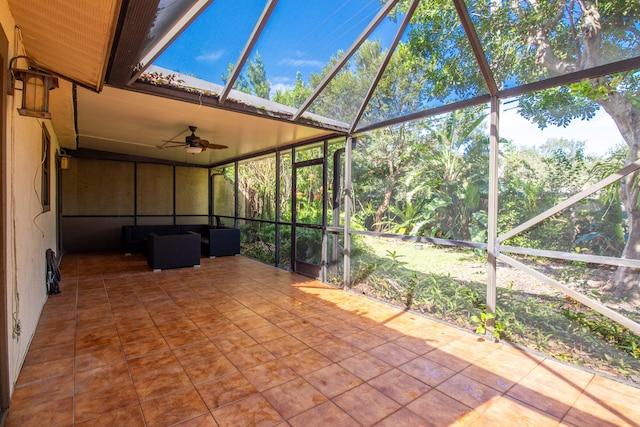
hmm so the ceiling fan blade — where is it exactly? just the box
[202,141,228,149]
[158,140,186,150]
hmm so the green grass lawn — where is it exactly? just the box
[349,235,640,385]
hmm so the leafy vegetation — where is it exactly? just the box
[350,236,640,383]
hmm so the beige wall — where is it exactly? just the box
[1,1,60,399]
[62,158,134,215]
[61,158,210,250]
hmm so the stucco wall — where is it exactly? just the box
[61,158,210,251]
[1,2,60,398]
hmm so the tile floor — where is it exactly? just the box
[6,253,640,426]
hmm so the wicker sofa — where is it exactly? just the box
[122,224,241,258]
[147,232,201,271]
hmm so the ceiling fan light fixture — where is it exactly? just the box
[186,145,202,154]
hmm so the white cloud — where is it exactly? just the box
[270,82,294,96]
[195,50,225,63]
[278,58,323,68]
[499,107,624,156]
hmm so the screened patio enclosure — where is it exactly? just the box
[85,0,640,384]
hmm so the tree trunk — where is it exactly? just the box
[530,2,640,300]
[374,185,394,232]
[596,91,640,301]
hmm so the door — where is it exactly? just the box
[292,159,325,279]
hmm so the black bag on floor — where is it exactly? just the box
[46,248,61,295]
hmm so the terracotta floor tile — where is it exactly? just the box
[288,401,359,427]
[507,359,594,419]
[261,334,308,358]
[157,318,200,337]
[227,344,277,370]
[333,383,402,425]
[75,404,146,427]
[11,375,74,407]
[15,356,74,386]
[425,336,500,372]
[75,360,131,394]
[115,317,158,332]
[373,407,429,427]
[436,373,504,409]
[275,318,317,335]
[140,387,209,427]
[75,313,115,329]
[339,351,392,381]
[563,375,640,426]
[75,323,119,343]
[423,348,473,373]
[122,336,170,359]
[243,360,299,392]
[8,255,637,427]
[303,363,363,398]
[133,365,193,401]
[368,368,431,405]
[172,413,219,427]
[341,329,388,351]
[293,329,335,348]
[75,335,121,354]
[75,380,139,424]
[369,341,419,367]
[119,325,162,343]
[22,342,74,366]
[367,325,406,341]
[75,344,126,372]
[399,356,457,387]
[244,324,289,343]
[468,395,560,426]
[232,315,273,331]
[163,328,209,349]
[461,347,542,392]
[280,348,333,375]
[392,335,438,356]
[259,308,297,324]
[263,377,327,419]
[211,330,258,353]
[211,393,283,427]
[407,389,477,426]
[317,320,360,337]
[314,338,361,362]
[183,355,238,385]
[196,371,258,410]
[6,396,74,427]
[201,321,243,340]
[173,340,222,364]
[127,349,181,379]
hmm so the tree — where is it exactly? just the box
[246,52,270,99]
[404,0,640,299]
[221,51,270,99]
[273,71,312,107]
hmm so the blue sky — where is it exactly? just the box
[152,0,626,154]
[154,0,399,94]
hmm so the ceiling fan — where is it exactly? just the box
[159,125,228,154]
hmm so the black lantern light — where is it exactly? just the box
[9,56,59,119]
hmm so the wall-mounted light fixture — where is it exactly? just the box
[57,149,72,170]
[9,56,59,119]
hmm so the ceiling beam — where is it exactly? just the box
[349,0,420,134]
[354,94,492,134]
[452,0,498,96]
[292,0,400,121]
[106,0,161,87]
[219,0,279,104]
[126,0,213,85]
